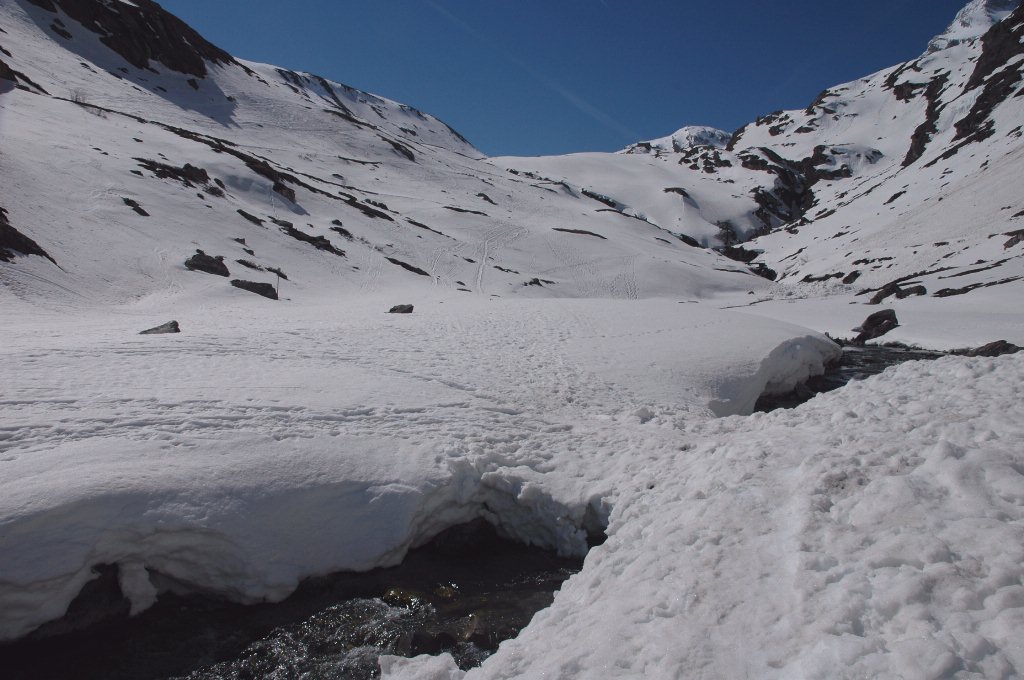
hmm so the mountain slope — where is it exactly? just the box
[498,0,1024,319]
[0,0,767,310]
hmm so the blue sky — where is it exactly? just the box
[158,0,971,157]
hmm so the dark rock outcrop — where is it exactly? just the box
[0,206,56,264]
[230,279,277,300]
[280,225,345,256]
[388,304,414,314]
[25,0,235,77]
[385,257,430,277]
[184,249,229,276]
[139,320,180,335]
[951,340,1022,357]
[853,309,899,344]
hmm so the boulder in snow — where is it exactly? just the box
[184,250,229,277]
[853,309,899,344]
[230,279,278,300]
[388,304,414,314]
[139,321,180,335]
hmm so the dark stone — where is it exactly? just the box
[139,320,180,335]
[272,181,296,203]
[184,249,228,276]
[749,263,778,281]
[230,279,277,300]
[1003,229,1024,249]
[236,209,264,226]
[903,73,950,167]
[443,206,488,216]
[0,206,56,264]
[388,304,414,314]
[716,245,760,264]
[122,197,149,216]
[868,282,902,305]
[955,340,1022,358]
[385,257,430,277]
[280,225,345,256]
[134,158,209,187]
[552,227,607,240]
[895,285,927,299]
[842,271,861,284]
[853,309,899,345]
[675,232,701,248]
[580,189,618,209]
[24,0,236,77]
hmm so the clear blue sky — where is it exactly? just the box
[158,0,971,157]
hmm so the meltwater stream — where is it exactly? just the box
[0,521,585,680]
[755,344,946,411]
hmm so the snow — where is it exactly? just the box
[929,0,1020,51]
[0,293,839,641]
[384,353,1024,679]
[1,0,1023,677]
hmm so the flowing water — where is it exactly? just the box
[1,521,586,680]
[756,344,946,411]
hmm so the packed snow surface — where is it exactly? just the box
[384,353,1024,679]
[0,292,838,641]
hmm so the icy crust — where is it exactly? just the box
[0,296,838,641]
[384,354,1024,679]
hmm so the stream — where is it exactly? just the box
[0,520,585,680]
[756,344,946,411]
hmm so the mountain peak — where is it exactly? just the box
[622,125,731,155]
[928,0,1020,52]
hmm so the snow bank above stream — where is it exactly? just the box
[385,353,1024,679]
[0,294,838,641]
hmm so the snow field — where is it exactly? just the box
[385,353,1024,679]
[0,293,839,641]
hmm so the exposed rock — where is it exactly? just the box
[1003,229,1024,249]
[716,245,760,264]
[580,189,618,209]
[280,225,345,256]
[122,197,149,216]
[443,206,488,217]
[272,181,296,203]
[236,209,264,226]
[230,279,277,300]
[184,249,229,276]
[388,304,414,314]
[134,159,209,187]
[903,73,950,167]
[868,281,926,304]
[552,227,607,240]
[853,309,899,344]
[749,263,778,281]
[385,257,430,277]
[895,284,927,299]
[0,206,56,264]
[139,320,180,335]
[951,339,1022,357]
[24,0,236,77]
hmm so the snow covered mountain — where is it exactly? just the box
[2,2,1024,679]
[0,0,767,310]
[499,0,1024,324]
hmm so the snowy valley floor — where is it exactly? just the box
[1,290,1023,678]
